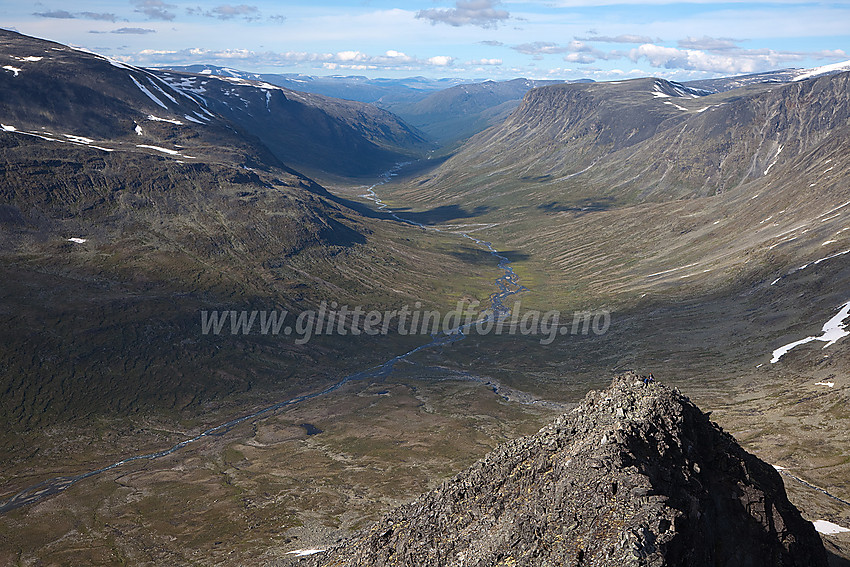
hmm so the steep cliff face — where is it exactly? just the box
[318,375,828,567]
[623,71,850,196]
[416,72,850,203]
[414,78,706,194]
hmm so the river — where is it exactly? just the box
[0,164,527,514]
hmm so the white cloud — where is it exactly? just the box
[212,48,255,59]
[467,58,503,65]
[336,50,366,62]
[514,40,611,64]
[139,48,177,55]
[417,0,510,29]
[127,46,458,71]
[578,34,659,44]
[677,36,741,51]
[513,42,568,55]
[383,50,416,63]
[629,43,797,74]
[427,55,455,66]
[564,53,597,64]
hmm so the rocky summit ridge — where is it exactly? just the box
[316,374,827,566]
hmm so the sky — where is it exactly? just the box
[2,0,849,81]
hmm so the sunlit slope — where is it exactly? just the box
[387,73,850,307]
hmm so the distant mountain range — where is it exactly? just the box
[388,78,573,146]
[158,60,850,151]
[156,65,578,149]
[157,64,479,106]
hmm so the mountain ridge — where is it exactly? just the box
[317,374,828,566]
[149,69,433,178]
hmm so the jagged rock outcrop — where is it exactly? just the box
[318,374,828,566]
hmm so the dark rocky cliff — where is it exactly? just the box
[317,374,827,566]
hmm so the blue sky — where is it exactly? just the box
[3,0,849,80]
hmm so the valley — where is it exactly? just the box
[1,28,850,566]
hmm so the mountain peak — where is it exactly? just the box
[319,374,827,566]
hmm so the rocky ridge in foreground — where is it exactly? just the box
[314,374,827,566]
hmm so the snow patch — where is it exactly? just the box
[771,301,850,363]
[286,549,326,557]
[764,145,782,175]
[768,235,798,250]
[146,76,179,105]
[147,114,183,125]
[1,124,17,132]
[3,65,22,76]
[107,58,134,70]
[646,262,700,279]
[129,75,168,109]
[67,238,87,244]
[11,55,43,62]
[817,200,850,219]
[64,134,94,144]
[135,124,143,135]
[814,381,835,388]
[183,114,204,124]
[813,520,850,535]
[793,60,850,82]
[812,248,850,266]
[137,144,180,155]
